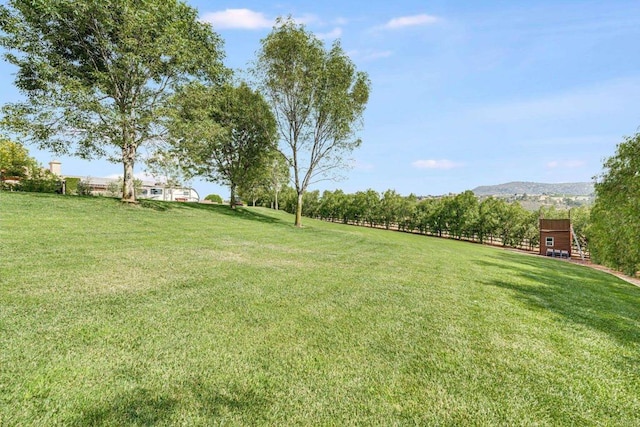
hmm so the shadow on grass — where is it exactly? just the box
[190,381,270,420]
[474,252,640,347]
[72,382,270,425]
[72,388,179,425]
[138,199,289,225]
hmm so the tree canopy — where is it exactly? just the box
[0,138,37,178]
[170,82,278,208]
[0,0,226,202]
[254,18,370,226]
[590,133,640,276]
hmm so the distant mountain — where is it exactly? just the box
[472,181,594,196]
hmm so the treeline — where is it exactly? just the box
[589,133,640,276]
[247,187,590,254]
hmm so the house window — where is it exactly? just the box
[545,237,554,247]
[151,188,163,195]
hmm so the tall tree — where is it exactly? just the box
[144,149,189,200]
[590,133,640,276]
[170,82,277,208]
[0,138,37,178]
[0,0,225,202]
[266,153,290,210]
[237,151,290,209]
[477,197,502,244]
[254,18,371,226]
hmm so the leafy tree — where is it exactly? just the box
[353,189,380,227]
[254,18,371,226]
[103,176,143,198]
[590,133,640,276]
[0,138,37,178]
[0,138,61,192]
[494,202,530,247]
[521,210,540,250]
[278,185,298,214]
[0,0,225,202]
[302,189,321,218]
[569,206,590,254]
[414,198,434,234]
[237,152,289,208]
[342,192,360,225]
[144,149,188,189]
[171,82,278,208]
[397,193,417,232]
[477,197,502,244]
[238,177,270,207]
[265,153,290,210]
[204,194,223,204]
[319,189,348,222]
[420,197,447,237]
[378,189,404,229]
[445,190,478,239]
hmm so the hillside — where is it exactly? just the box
[472,181,594,196]
[1,192,638,425]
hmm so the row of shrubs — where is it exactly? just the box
[1,174,93,195]
[267,187,590,254]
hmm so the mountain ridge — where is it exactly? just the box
[472,181,594,196]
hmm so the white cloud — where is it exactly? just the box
[200,9,272,30]
[412,159,463,170]
[382,14,440,30]
[318,27,343,40]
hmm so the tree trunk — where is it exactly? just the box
[295,192,303,227]
[230,184,236,209]
[122,143,136,203]
[274,189,279,210]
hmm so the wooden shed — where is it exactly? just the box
[539,219,571,258]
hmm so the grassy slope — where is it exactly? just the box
[1,192,638,425]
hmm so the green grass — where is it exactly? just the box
[1,192,639,425]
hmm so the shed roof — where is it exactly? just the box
[540,218,570,232]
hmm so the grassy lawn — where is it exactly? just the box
[1,192,639,425]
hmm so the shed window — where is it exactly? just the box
[545,237,554,247]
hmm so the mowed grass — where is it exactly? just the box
[1,192,639,426]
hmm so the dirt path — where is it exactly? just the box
[499,246,640,288]
[569,260,640,288]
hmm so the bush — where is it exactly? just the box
[15,170,61,194]
[76,180,93,196]
[106,180,121,198]
[65,177,80,194]
[205,194,223,203]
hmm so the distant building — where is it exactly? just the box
[539,219,571,258]
[48,162,199,202]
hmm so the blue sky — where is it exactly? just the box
[2,0,640,198]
